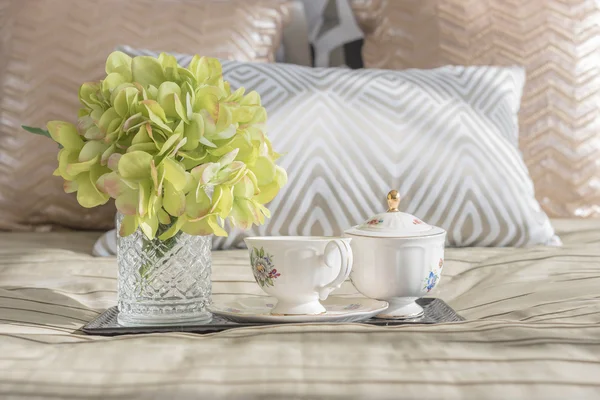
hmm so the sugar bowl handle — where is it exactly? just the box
[387,190,401,212]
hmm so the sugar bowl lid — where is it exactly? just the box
[344,190,445,238]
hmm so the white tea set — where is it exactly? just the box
[209,190,446,323]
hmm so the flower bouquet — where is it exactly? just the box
[23,51,286,324]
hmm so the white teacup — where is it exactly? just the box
[244,236,353,315]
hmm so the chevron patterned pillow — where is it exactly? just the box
[119,47,559,248]
[351,0,600,219]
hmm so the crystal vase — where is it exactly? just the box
[116,213,212,326]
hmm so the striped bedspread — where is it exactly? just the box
[1,219,599,399]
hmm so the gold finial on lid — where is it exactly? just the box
[387,190,401,212]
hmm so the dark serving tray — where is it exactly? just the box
[82,298,463,336]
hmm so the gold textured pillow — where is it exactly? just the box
[0,0,291,231]
[352,0,600,218]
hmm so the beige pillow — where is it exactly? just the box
[351,0,600,218]
[0,0,292,231]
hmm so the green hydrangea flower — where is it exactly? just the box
[28,51,286,239]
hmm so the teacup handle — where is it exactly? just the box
[318,239,353,300]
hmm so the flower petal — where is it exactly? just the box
[66,155,99,176]
[207,215,227,237]
[157,208,171,225]
[131,56,165,88]
[47,121,84,151]
[96,171,123,198]
[191,162,220,185]
[218,148,240,166]
[157,131,182,156]
[185,189,211,219]
[63,180,78,193]
[213,184,233,218]
[56,149,79,180]
[182,113,204,151]
[138,181,151,217]
[138,214,159,240]
[97,108,121,135]
[117,151,152,180]
[158,214,187,241]
[157,81,182,118]
[107,153,122,171]
[250,156,275,186]
[105,51,132,75]
[79,141,109,162]
[162,157,187,191]
[163,180,186,217]
[141,100,172,133]
[115,189,139,215]
[76,171,109,208]
[181,215,213,236]
[119,215,139,237]
[233,175,258,198]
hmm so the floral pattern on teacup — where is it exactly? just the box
[344,303,361,310]
[225,307,241,314]
[367,218,384,226]
[413,218,423,225]
[250,247,280,287]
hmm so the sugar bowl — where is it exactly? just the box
[344,190,446,319]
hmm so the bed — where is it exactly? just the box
[1,219,599,399]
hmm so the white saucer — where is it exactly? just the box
[209,296,389,323]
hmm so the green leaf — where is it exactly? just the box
[22,125,50,138]
[259,248,264,258]
[22,125,64,149]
